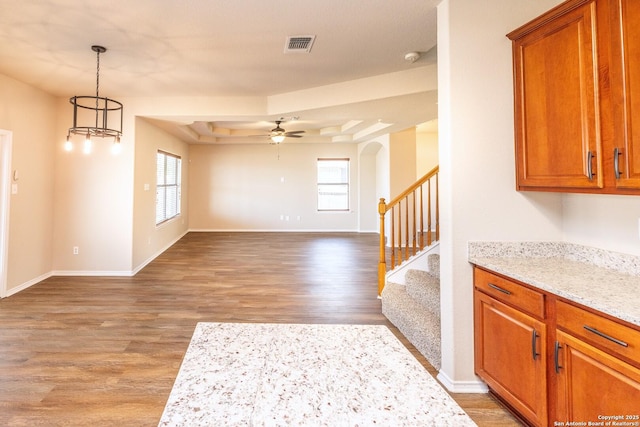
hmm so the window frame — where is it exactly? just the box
[156,150,182,226]
[316,158,350,212]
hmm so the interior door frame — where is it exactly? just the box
[0,130,12,298]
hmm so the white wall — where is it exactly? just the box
[0,74,56,293]
[437,0,565,391]
[52,97,134,275]
[562,194,640,256]
[132,118,190,271]
[357,141,383,232]
[389,128,418,197]
[188,142,361,231]
[417,125,438,176]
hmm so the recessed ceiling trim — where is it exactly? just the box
[207,123,231,136]
[320,126,341,136]
[284,35,316,53]
[341,120,363,132]
[177,125,200,140]
[354,122,392,140]
[331,135,353,143]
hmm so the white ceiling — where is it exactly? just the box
[0,0,439,144]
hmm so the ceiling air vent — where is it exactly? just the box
[284,35,316,53]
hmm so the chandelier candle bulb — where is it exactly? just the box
[83,137,92,155]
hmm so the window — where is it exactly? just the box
[317,158,349,211]
[156,151,182,225]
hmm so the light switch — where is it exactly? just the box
[144,183,150,191]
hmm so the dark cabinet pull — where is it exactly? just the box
[586,151,595,180]
[531,329,539,360]
[488,283,511,295]
[583,325,629,347]
[554,341,562,373]
[614,147,622,179]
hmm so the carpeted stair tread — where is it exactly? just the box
[382,281,441,370]
[405,269,440,314]
[427,253,440,277]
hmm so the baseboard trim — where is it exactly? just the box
[52,270,133,277]
[187,228,364,233]
[5,271,53,297]
[436,371,489,393]
[131,230,189,275]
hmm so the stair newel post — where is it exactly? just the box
[378,198,388,296]
[435,172,440,242]
[427,181,432,246]
[419,184,424,250]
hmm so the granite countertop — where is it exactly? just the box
[159,323,475,426]
[468,242,640,328]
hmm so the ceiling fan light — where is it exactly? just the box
[271,134,285,144]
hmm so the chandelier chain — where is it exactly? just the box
[95,49,100,111]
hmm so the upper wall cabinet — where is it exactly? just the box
[609,0,640,189]
[508,0,640,194]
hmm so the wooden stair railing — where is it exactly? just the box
[378,166,439,296]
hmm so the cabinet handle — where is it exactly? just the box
[583,325,629,347]
[614,147,622,179]
[554,341,562,373]
[488,283,511,295]
[586,151,595,180]
[531,329,539,360]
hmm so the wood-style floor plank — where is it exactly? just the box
[0,232,521,426]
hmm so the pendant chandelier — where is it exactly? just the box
[65,45,123,154]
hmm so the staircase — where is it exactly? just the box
[378,166,441,370]
[381,252,441,370]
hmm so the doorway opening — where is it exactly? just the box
[0,130,12,298]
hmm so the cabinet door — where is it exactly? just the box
[555,330,640,422]
[474,290,547,427]
[610,0,640,188]
[510,1,603,190]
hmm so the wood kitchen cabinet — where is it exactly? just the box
[474,268,548,427]
[473,266,640,426]
[609,0,640,189]
[507,0,640,194]
[554,300,640,421]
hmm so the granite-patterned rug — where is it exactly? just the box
[158,323,476,426]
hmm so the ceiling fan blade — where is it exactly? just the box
[249,121,307,141]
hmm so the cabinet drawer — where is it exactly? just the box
[556,300,640,367]
[474,268,545,319]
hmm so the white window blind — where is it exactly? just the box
[156,151,182,225]
[317,158,349,211]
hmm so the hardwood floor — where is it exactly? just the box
[0,232,521,426]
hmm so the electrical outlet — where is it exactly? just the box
[73,246,79,255]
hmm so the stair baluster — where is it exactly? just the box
[378,166,439,296]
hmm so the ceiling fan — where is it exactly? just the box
[253,120,305,144]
